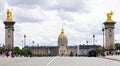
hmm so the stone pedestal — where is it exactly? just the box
[103,22,116,50]
[4,21,15,51]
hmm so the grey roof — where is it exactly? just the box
[24,46,59,50]
[23,45,100,50]
[24,46,77,50]
[79,45,101,49]
[67,46,77,49]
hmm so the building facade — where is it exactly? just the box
[58,27,68,56]
[24,27,77,56]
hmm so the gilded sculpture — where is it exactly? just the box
[6,9,13,21]
[106,11,113,22]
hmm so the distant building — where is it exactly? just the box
[23,27,77,56]
[78,45,101,56]
[57,27,77,56]
[24,46,58,56]
[23,27,101,56]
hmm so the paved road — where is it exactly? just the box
[0,57,120,66]
[105,55,120,61]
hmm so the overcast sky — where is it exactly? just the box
[0,0,120,48]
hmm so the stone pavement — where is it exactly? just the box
[105,55,120,61]
[0,56,120,66]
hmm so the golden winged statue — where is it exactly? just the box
[6,9,13,21]
[106,11,113,22]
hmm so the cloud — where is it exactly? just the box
[54,0,86,12]
[7,0,57,9]
[7,0,87,12]
[0,1,6,21]
[114,22,120,34]
[57,9,74,22]
[7,0,40,9]
[0,1,5,12]
[14,8,45,23]
[0,20,5,45]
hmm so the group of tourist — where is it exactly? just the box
[0,51,16,57]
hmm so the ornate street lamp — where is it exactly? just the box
[93,34,95,45]
[32,41,34,47]
[86,41,88,45]
[24,34,26,47]
[22,40,23,49]
[32,40,35,56]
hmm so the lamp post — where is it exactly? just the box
[24,34,26,47]
[102,28,105,56]
[32,41,34,46]
[93,34,95,45]
[22,40,23,49]
[86,41,88,45]
[32,40,34,56]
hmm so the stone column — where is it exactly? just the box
[103,22,116,50]
[4,21,15,51]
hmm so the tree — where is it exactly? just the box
[27,49,32,56]
[115,43,120,50]
[0,47,4,54]
[19,50,23,56]
[96,48,102,54]
[23,49,32,57]
[14,46,21,56]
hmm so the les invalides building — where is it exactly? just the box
[24,27,77,56]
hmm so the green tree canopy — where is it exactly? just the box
[96,48,102,54]
[14,46,21,55]
[23,49,32,56]
[115,43,120,50]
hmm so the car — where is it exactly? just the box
[88,50,97,57]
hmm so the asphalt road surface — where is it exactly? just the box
[0,56,120,66]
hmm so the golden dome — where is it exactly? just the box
[59,33,67,38]
[58,27,67,39]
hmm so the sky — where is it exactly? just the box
[0,0,120,48]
